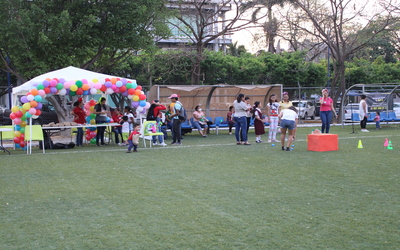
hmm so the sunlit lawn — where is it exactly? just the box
[1,124,399,249]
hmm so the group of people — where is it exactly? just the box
[71,89,344,152]
[231,92,299,151]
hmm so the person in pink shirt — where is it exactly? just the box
[319,89,337,133]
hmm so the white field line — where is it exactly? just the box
[5,134,399,157]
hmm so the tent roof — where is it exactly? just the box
[12,66,135,95]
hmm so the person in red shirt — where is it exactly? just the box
[127,123,141,153]
[71,98,86,146]
[111,108,123,145]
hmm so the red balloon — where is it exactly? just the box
[35,110,41,116]
[139,94,146,100]
[19,142,25,147]
[89,100,96,106]
[20,134,24,141]
[10,113,16,120]
[128,88,135,95]
[119,86,126,92]
[44,87,51,94]
[76,88,84,95]
[100,85,107,92]
[136,85,142,90]
[13,137,21,144]
[15,111,23,118]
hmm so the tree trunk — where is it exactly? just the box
[192,45,203,85]
[46,95,73,123]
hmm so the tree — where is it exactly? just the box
[287,0,399,121]
[0,0,171,121]
[0,0,171,86]
[247,0,297,53]
[166,0,268,85]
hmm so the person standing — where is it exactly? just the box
[279,106,298,151]
[266,94,280,142]
[124,106,135,132]
[169,94,182,145]
[147,100,167,146]
[234,93,251,145]
[71,98,86,146]
[94,97,109,146]
[111,109,123,145]
[359,94,369,132]
[279,92,292,112]
[227,106,235,135]
[319,89,337,133]
[374,111,381,129]
[126,123,141,153]
[253,101,265,143]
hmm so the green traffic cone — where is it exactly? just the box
[387,141,393,150]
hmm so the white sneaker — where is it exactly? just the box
[273,139,280,142]
[160,142,167,146]
[153,142,158,146]
[361,129,370,132]
[267,140,272,143]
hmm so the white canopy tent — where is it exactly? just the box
[12,66,136,106]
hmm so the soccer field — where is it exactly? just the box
[1,125,399,249]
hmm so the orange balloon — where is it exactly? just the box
[31,89,39,96]
[82,84,89,91]
[30,101,38,108]
[111,78,117,84]
[134,89,141,96]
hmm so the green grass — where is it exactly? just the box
[1,125,400,249]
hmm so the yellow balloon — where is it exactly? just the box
[70,85,78,91]
[22,103,31,111]
[20,121,27,127]
[92,79,99,83]
[14,131,21,137]
[90,119,96,125]
[11,106,20,113]
[89,106,95,112]
[132,95,139,102]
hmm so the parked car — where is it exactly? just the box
[0,102,59,126]
[344,103,359,120]
[292,100,316,120]
[393,102,400,117]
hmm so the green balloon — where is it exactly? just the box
[126,83,132,89]
[37,84,44,90]
[76,80,83,88]
[56,83,63,90]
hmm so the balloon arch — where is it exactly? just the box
[10,77,149,149]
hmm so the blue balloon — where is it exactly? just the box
[139,100,146,107]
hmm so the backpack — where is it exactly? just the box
[175,101,187,122]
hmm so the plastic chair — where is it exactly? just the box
[214,116,228,127]
[0,125,14,151]
[368,113,376,122]
[70,127,78,142]
[388,112,400,121]
[142,120,164,148]
[380,112,388,122]
[206,116,217,134]
[180,120,192,129]
[1,125,14,140]
[25,125,45,154]
[352,113,360,122]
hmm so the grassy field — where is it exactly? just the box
[1,124,399,249]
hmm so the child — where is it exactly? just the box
[120,116,130,146]
[374,111,381,129]
[227,106,234,135]
[127,123,141,153]
[266,94,280,142]
[253,101,265,143]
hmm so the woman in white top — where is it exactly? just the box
[278,106,298,151]
[359,94,369,132]
[233,93,251,145]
